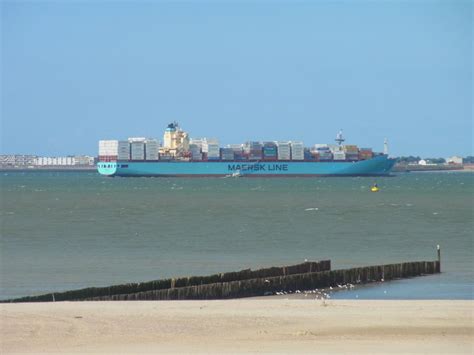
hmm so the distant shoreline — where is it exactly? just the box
[0,166,96,172]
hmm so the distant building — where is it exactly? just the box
[73,156,95,166]
[0,155,36,166]
[418,159,427,166]
[34,156,75,166]
[447,156,463,165]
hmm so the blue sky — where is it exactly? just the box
[1,1,472,157]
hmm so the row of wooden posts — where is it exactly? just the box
[3,251,441,302]
[4,260,330,302]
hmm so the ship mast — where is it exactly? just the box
[335,130,345,146]
[384,138,389,155]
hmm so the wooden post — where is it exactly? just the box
[437,245,441,273]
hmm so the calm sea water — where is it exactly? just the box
[0,171,472,300]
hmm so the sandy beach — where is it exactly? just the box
[1,299,472,354]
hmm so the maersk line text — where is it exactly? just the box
[227,164,289,172]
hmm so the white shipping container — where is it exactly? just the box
[99,140,119,156]
[128,137,146,143]
[277,142,291,160]
[99,140,118,146]
[202,140,219,153]
[190,139,205,149]
[145,140,159,160]
[118,153,130,160]
[333,152,346,160]
[131,142,145,160]
[117,141,130,160]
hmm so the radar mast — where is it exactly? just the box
[335,130,345,146]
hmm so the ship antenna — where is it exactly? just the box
[384,138,389,155]
[335,129,345,146]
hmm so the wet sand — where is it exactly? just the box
[1,300,472,354]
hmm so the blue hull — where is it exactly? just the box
[98,155,396,177]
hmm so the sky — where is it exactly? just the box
[1,0,472,157]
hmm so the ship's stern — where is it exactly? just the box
[97,162,118,176]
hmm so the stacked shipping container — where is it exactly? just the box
[145,139,159,160]
[359,148,373,160]
[263,142,277,161]
[99,140,118,161]
[277,142,291,160]
[100,131,376,163]
[290,142,304,160]
[315,145,333,161]
[189,143,202,160]
[220,148,235,161]
[343,145,359,161]
[245,142,263,160]
[117,141,130,161]
[202,139,220,160]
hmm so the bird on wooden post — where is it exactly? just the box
[437,245,441,273]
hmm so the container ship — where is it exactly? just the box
[97,123,396,177]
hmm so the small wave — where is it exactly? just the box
[305,207,319,211]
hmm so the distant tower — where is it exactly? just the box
[384,138,389,155]
[335,130,345,146]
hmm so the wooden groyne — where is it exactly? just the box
[83,260,440,301]
[3,258,441,302]
[4,260,330,303]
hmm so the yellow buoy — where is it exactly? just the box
[371,186,379,192]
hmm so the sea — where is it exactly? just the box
[0,171,472,300]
